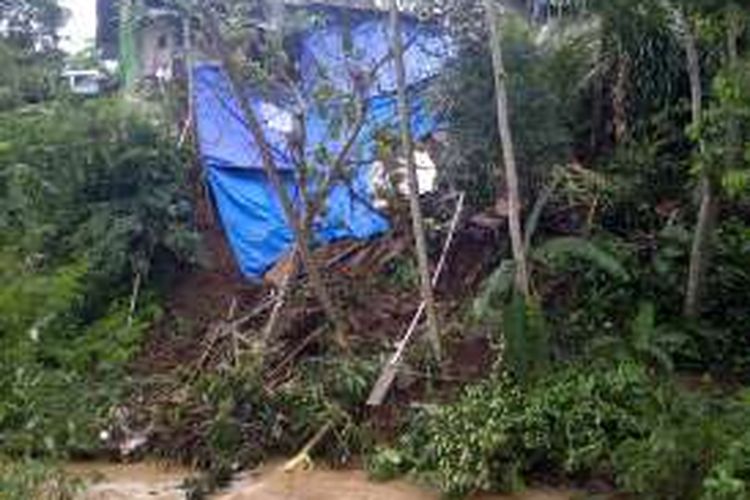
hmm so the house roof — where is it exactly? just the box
[284,0,389,11]
[96,0,427,63]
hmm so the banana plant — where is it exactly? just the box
[473,172,629,382]
[592,302,688,373]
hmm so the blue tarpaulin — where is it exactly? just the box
[193,8,452,279]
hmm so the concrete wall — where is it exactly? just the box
[136,14,181,81]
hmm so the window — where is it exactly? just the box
[145,0,168,8]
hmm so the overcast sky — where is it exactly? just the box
[59,0,97,54]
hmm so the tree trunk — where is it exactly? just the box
[590,68,604,154]
[612,52,630,144]
[688,6,743,321]
[727,6,742,166]
[728,11,740,65]
[685,179,718,318]
[679,6,716,319]
[389,0,442,362]
[485,0,530,298]
[200,5,351,350]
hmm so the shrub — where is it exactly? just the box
[612,390,750,500]
[0,100,196,459]
[373,362,662,498]
[612,395,722,499]
[161,355,380,471]
[0,457,81,500]
[702,430,750,500]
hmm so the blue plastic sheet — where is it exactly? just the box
[192,10,452,280]
[297,7,452,97]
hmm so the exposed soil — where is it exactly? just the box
[131,176,264,376]
[132,268,263,375]
[132,205,500,380]
[119,197,504,474]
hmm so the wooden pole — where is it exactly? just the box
[389,0,442,362]
[485,0,530,298]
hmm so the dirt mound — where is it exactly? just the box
[120,193,505,471]
[133,268,263,375]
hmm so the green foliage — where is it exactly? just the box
[163,354,379,474]
[436,14,578,205]
[672,219,750,378]
[599,130,691,233]
[0,365,122,456]
[384,255,420,291]
[176,355,381,496]
[702,428,750,500]
[373,362,660,498]
[593,302,688,372]
[532,236,629,280]
[0,100,197,282]
[0,0,65,110]
[0,40,62,110]
[591,0,687,138]
[473,235,626,379]
[694,58,750,193]
[373,360,750,499]
[472,260,515,324]
[0,99,195,458]
[500,294,550,384]
[367,446,412,482]
[472,260,550,382]
[0,0,65,49]
[0,457,81,500]
[612,390,750,500]
[389,375,526,497]
[541,227,687,359]
[281,356,379,457]
[522,362,660,475]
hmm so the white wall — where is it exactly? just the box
[136,16,178,81]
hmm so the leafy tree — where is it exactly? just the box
[0,0,66,50]
[0,0,66,109]
[0,99,196,457]
[659,0,749,318]
[432,7,578,206]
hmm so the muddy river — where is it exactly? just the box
[68,461,575,500]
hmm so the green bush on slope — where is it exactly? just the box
[371,362,750,499]
[0,99,196,458]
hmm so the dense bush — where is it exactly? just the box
[370,362,662,497]
[0,457,81,500]
[165,356,378,458]
[613,390,750,500]
[165,356,380,497]
[371,359,750,500]
[0,100,196,458]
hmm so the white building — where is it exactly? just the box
[61,69,104,96]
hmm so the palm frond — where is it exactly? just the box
[473,259,516,321]
[532,237,629,280]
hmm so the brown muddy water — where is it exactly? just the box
[68,461,576,500]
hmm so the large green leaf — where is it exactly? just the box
[473,259,516,322]
[532,237,629,280]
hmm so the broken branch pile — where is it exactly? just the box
[115,194,505,474]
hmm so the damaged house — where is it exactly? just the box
[97,0,453,279]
